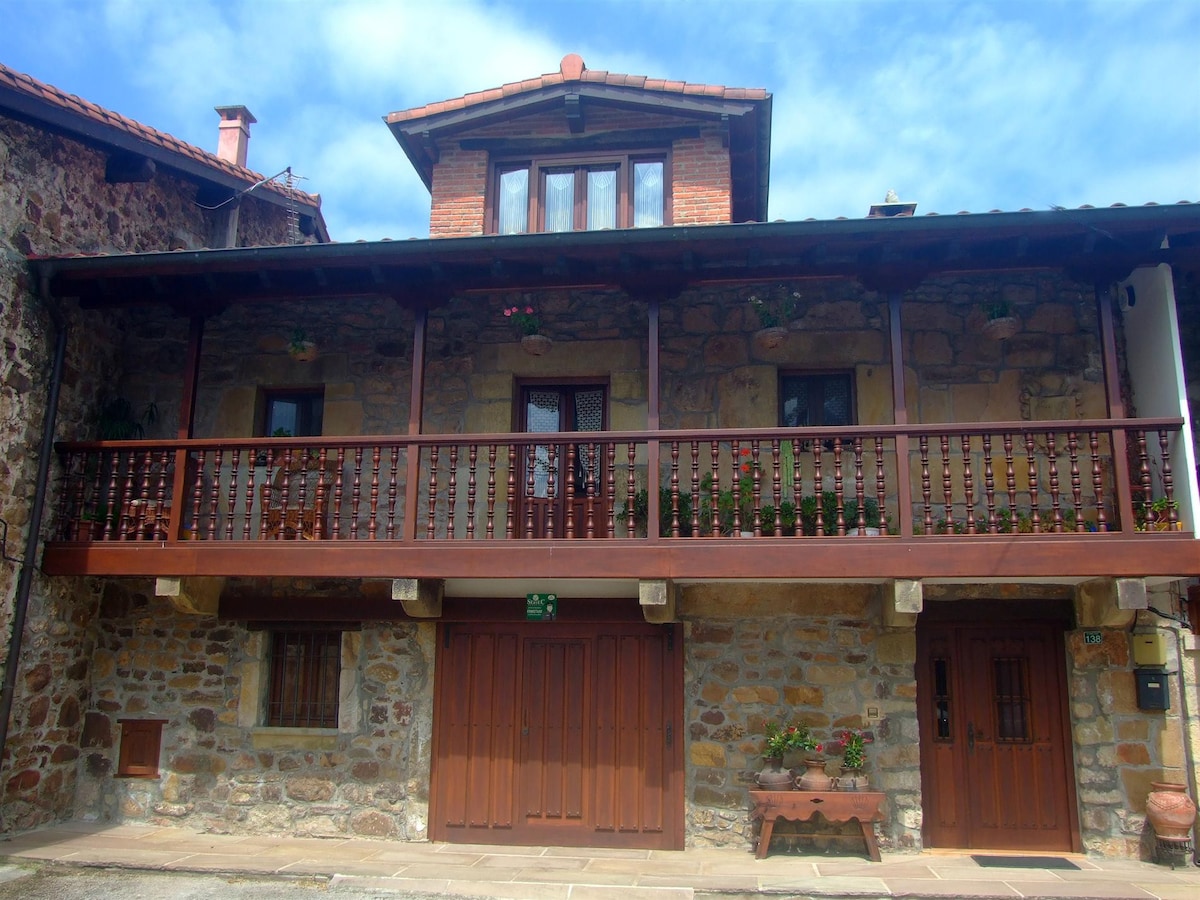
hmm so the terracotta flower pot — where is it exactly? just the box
[753,326,787,350]
[289,341,318,362]
[756,757,793,790]
[796,757,833,791]
[521,333,552,356]
[1146,782,1197,842]
[982,315,1020,341]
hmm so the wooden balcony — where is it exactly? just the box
[43,418,1196,583]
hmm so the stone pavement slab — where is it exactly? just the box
[1,821,1197,900]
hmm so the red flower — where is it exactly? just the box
[740,448,751,457]
[815,743,823,753]
[741,463,751,473]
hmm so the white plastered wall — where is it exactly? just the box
[1121,264,1199,534]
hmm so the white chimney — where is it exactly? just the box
[214,105,256,168]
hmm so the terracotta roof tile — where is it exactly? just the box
[387,54,769,124]
[0,62,319,209]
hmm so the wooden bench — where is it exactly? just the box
[749,790,886,861]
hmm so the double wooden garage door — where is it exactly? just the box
[430,621,684,849]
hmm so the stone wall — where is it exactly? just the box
[75,584,433,838]
[681,584,921,851]
[0,109,299,831]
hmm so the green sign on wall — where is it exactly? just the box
[526,593,558,621]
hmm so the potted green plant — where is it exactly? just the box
[97,396,158,440]
[982,300,1020,341]
[504,304,550,355]
[758,721,821,790]
[833,729,872,791]
[617,486,693,537]
[748,287,800,349]
[800,491,881,535]
[288,328,318,362]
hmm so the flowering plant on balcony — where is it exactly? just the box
[763,721,821,759]
[748,287,800,329]
[834,729,872,769]
[504,304,541,336]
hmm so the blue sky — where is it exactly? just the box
[1,0,1197,241]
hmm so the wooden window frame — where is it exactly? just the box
[266,628,342,729]
[778,370,857,428]
[487,150,671,234]
[116,718,167,778]
[258,386,325,438]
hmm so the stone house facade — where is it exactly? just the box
[4,55,1200,860]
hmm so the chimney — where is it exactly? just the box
[214,105,257,168]
[868,189,917,218]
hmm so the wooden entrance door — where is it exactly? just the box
[430,621,683,849]
[917,620,1079,851]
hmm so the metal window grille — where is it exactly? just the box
[267,630,341,728]
[992,656,1032,742]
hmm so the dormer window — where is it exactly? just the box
[491,153,668,235]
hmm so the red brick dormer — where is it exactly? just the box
[386,54,772,238]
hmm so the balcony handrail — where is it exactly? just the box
[53,415,1187,455]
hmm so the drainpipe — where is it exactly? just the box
[0,277,68,801]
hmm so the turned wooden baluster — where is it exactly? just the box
[731,440,743,535]
[506,445,517,540]
[332,448,347,540]
[466,445,477,540]
[1025,433,1041,532]
[362,446,377,541]
[919,436,932,534]
[751,441,762,536]
[626,442,637,539]
[524,444,536,539]
[832,438,845,535]
[545,444,557,538]
[961,435,976,534]
[875,437,887,535]
[313,448,330,540]
[242,449,256,541]
[1160,429,1177,527]
[606,443,616,538]
[100,450,123,539]
[853,437,866,534]
[149,448,168,539]
[225,449,240,541]
[794,439,805,538]
[447,445,459,539]
[670,442,681,537]
[690,442,702,537]
[813,441,825,536]
[1046,432,1062,532]
[982,434,996,533]
[565,443,577,539]
[426,445,439,540]
[350,448,363,539]
[486,445,498,540]
[384,447,397,541]
[1004,434,1018,533]
[940,436,953,534]
[709,442,721,537]
[201,449,220,540]
[584,443,596,539]
[1136,430,1151,523]
[1068,432,1083,531]
[772,440,783,536]
[1091,432,1108,532]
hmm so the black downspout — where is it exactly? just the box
[0,284,68,797]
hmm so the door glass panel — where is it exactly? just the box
[633,161,664,227]
[993,656,1031,742]
[526,390,560,498]
[586,169,617,230]
[932,657,952,740]
[572,389,605,493]
[544,171,575,232]
[498,168,530,235]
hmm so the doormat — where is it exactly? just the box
[971,855,1080,870]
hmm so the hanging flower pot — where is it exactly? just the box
[753,326,788,350]
[521,333,552,356]
[983,315,1020,341]
[287,328,318,362]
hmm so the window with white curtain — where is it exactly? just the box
[490,153,668,234]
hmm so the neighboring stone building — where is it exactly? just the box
[0,62,325,830]
[4,55,1200,862]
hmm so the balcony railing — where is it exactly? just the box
[52,418,1186,546]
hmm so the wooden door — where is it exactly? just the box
[917,620,1079,851]
[431,621,682,849]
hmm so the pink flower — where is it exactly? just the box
[524,306,534,314]
[503,308,513,317]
